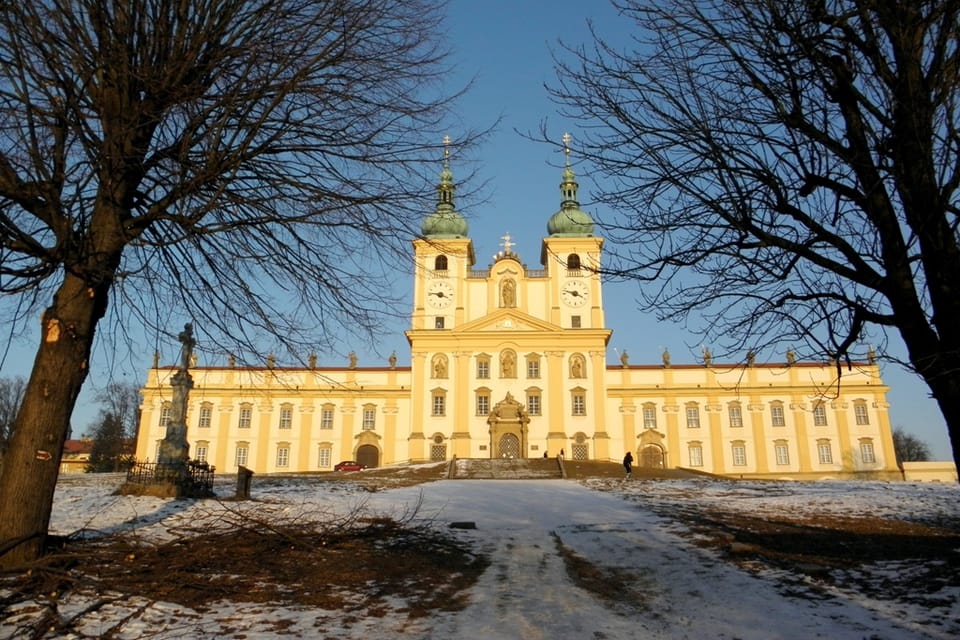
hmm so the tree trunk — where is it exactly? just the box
[0,272,110,568]
[919,365,960,482]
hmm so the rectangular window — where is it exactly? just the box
[572,393,586,416]
[159,404,172,427]
[732,444,747,466]
[854,403,870,425]
[642,406,657,429]
[320,408,334,429]
[235,446,249,468]
[362,407,376,430]
[813,403,828,426]
[818,442,833,464]
[689,445,703,467]
[198,405,212,429]
[477,360,489,379]
[279,406,293,429]
[571,315,581,328]
[318,447,332,468]
[861,441,876,464]
[239,406,252,429]
[195,445,208,463]
[771,405,785,427]
[276,446,290,468]
[775,443,790,465]
[686,406,701,429]
[476,394,489,416]
[527,394,541,416]
[527,359,540,378]
[432,394,445,416]
[728,405,743,427]
[435,316,445,329]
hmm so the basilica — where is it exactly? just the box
[135,147,899,480]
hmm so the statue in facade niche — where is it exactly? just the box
[433,354,447,378]
[501,350,516,377]
[501,278,516,307]
[571,355,584,378]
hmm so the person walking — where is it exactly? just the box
[623,451,633,479]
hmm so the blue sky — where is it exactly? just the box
[0,0,952,460]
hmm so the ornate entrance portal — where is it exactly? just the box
[487,392,530,459]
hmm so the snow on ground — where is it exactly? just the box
[2,471,958,639]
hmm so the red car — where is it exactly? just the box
[334,460,366,472]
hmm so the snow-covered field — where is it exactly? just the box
[2,469,958,639]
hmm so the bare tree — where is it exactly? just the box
[549,0,960,476]
[0,376,26,461]
[892,427,932,463]
[0,0,475,567]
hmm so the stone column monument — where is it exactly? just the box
[157,323,195,464]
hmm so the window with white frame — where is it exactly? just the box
[362,406,376,430]
[731,442,747,466]
[728,403,743,427]
[774,441,790,465]
[238,404,252,429]
[276,445,290,468]
[527,356,541,379]
[235,444,249,468]
[477,357,490,379]
[572,391,586,416]
[812,402,828,426]
[686,403,701,428]
[279,404,293,429]
[195,442,208,462]
[154,441,161,461]
[159,403,172,427]
[432,392,446,416]
[318,446,332,468]
[642,404,657,429]
[476,392,490,416]
[198,403,212,429]
[688,443,703,467]
[320,406,334,429]
[526,392,541,416]
[771,403,785,427]
[817,440,833,464]
[854,401,870,425]
[860,440,877,464]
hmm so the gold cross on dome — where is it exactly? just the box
[443,135,451,158]
[562,132,572,156]
[500,232,514,253]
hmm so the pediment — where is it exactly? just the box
[455,309,562,334]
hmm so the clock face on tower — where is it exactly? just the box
[427,280,455,308]
[561,280,589,307]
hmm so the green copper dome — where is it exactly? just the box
[547,164,594,236]
[422,148,468,238]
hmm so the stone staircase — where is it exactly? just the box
[449,457,564,480]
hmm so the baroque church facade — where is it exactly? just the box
[135,148,900,480]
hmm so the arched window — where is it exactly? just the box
[434,255,448,271]
[566,253,581,269]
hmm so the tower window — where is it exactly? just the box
[571,315,581,328]
[435,316,445,329]
[435,255,448,271]
[567,253,581,269]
